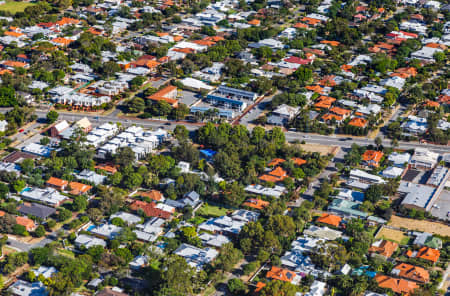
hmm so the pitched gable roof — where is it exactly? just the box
[316,213,342,227]
[375,275,418,294]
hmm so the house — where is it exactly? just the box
[374,275,418,295]
[382,166,404,178]
[242,198,270,210]
[412,232,442,249]
[129,255,149,270]
[74,234,107,249]
[198,215,247,235]
[267,104,300,126]
[259,166,288,183]
[89,223,122,240]
[300,281,327,296]
[349,169,385,184]
[303,225,342,241]
[46,177,68,190]
[22,143,53,157]
[18,203,56,220]
[348,117,368,128]
[94,163,118,174]
[407,246,440,263]
[369,240,398,258]
[410,148,439,169]
[96,288,129,296]
[244,184,286,198]
[336,188,365,203]
[68,182,92,195]
[388,152,411,167]
[174,243,219,270]
[8,280,48,296]
[147,85,179,108]
[198,233,231,248]
[392,263,429,283]
[32,266,57,279]
[316,213,342,227]
[398,182,435,210]
[50,120,70,137]
[140,190,165,202]
[266,266,301,285]
[16,216,36,231]
[0,119,8,132]
[130,200,172,219]
[134,217,164,242]
[76,169,107,185]
[362,150,384,167]
[328,198,368,218]
[110,211,141,225]
[21,187,68,207]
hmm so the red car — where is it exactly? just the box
[19,129,24,132]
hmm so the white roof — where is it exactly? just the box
[382,166,404,178]
[74,234,107,248]
[53,120,69,133]
[180,77,214,90]
[110,211,141,225]
[388,152,411,166]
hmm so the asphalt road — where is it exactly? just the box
[33,110,450,153]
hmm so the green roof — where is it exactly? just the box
[328,198,368,218]
[425,237,442,249]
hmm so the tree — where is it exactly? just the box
[0,182,9,199]
[374,137,382,149]
[58,208,72,222]
[293,67,312,83]
[156,255,196,296]
[215,243,243,272]
[174,125,189,140]
[260,280,297,296]
[366,184,384,203]
[223,182,245,207]
[126,97,146,113]
[101,61,121,78]
[72,196,88,212]
[34,225,45,237]
[13,224,27,236]
[20,159,35,175]
[114,147,135,166]
[12,179,26,193]
[228,278,246,295]
[46,110,59,124]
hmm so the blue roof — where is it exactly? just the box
[206,94,244,106]
[200,149,217,158]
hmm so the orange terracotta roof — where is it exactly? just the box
[305,85,323,94]
[172,48,195,54]
[46,177,68,188]
[348,117,367,128]
[330,106,351,116]
[259,166,288,183]
[369,240,398,258]
[0,69,12,75]
[294,22,309,29]
[56,17,80,26]
[242,198,270,210]
[203,36,224,42]
[321,40,340,46]
[291,157,306,166]
[416,247,440,263]
[248,19,261,25]
[144,60,161,69]
[140,190,164,201]
[301,17,322,25]
[268,158,286,166]
[341,64,353,72]
[69,182,92,195]
[362,150,384,167]
[16,216,35,231]
[393,263,429,283]
[156,32,169,37]
[88,27,103,35]
[95,163,118,174]
[375,275,418,295]
[266,266,297,282]
[424,100,439,108]
[2,60,27,68]
[173,35,184,42]
[4,31,24,37]
[322,113,343,122]
[395,67,417,77]
[51,37,73,46]
[314,96,336,109]
[0,210,5,216]
[192,40,215,46]
[316,213,342,227]
[425,43,447,50]
[319,75,337,87]
[438,95,450,104]
[254,282,266,293]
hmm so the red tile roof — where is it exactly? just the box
[316,213,342,227]
[393,263,429,283]
[130,201,172,219]
[375,275,418,294]
[369,240,398,258]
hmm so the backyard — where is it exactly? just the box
[197,204,229,217]
[389,215,450,237]
[0,0,34,14]
[375,227,410,245]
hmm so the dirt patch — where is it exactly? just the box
[376,227,408,244]
[299,143,339,156]
[389,215,450,237]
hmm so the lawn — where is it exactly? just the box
[197,204,228,218]
[0,1,35,14]
[376,227,409,244]
[389,215,450,237]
